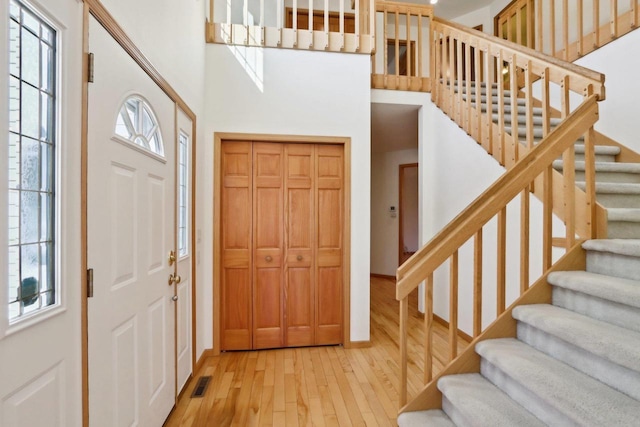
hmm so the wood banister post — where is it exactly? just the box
[497,207,507,315]
[473,230,483,337]
[399,296,409,407]
[424,274,433,383]
[449,251,459,360]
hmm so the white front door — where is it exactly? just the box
[175,108,193,394]
[87,17,176,426]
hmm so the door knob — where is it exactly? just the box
[172,295,178,302]
[265,255,273,262]
[168,273,181,285]
[297,255,303,261]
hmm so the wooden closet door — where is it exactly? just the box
[315,145,344,345]
[253,143,285,349]
[221,142,253,350]
[284,144,316,347]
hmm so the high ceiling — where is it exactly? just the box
[403,0,495,19]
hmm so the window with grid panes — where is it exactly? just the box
[177,132,188,257]
[7,0,57,322]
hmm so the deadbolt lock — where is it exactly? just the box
[168,250,176,266]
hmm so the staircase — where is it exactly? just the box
[460,83,640,239]
[398,239,640,426]
[395,12,640,427]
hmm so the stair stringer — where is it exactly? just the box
[399,242,587,414]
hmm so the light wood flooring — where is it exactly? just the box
[165,276,469,426]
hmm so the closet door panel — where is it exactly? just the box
[253,143,285,349]
[284,144,315,347]
[315,145,344,345]
[221,142,253,350]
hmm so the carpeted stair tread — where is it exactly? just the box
[463,94,527,107]
[503,124,543,137]
[574,144,620,156]
[548,270,640,309]
[583,238,640,258]
[477,338,640,426]
[577,181,640,193]
[553,160,640,173]
[513,303,640,372]
[438,374,546,427]
[495,114,563,127]
[397,409,455,427]
[607,208,640,222]
[482,104,544,116]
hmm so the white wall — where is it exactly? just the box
[574,28,640,153]
[204,45,372,342]
[370,149,418,277]
[451,5,492,34]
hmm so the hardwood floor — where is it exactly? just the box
[165,276,469,426]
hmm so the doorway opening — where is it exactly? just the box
[370,103,419,280]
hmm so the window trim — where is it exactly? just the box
[4,0,65,335]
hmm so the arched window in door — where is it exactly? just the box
[114,95,164,157]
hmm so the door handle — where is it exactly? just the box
[171,295,178,302]
[168,273,182,285]
[297,255,303,261]
[265,256,273,262]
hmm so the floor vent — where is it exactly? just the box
[191,376,211,398]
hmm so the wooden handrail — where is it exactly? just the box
[396,95,598,300]
[431,17,606,100]
[375,0,433,15]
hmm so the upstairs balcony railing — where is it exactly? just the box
[498,0,639,63]
[371,2,433,91]
[206,0,375,53]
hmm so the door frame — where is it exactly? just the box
[398,163,418,267]
[213,133,352,355]
[80,1,198,425]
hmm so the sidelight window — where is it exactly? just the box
[7,0,58,322]
[177,131,189,257]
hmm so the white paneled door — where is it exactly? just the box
[87,17,177,426]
